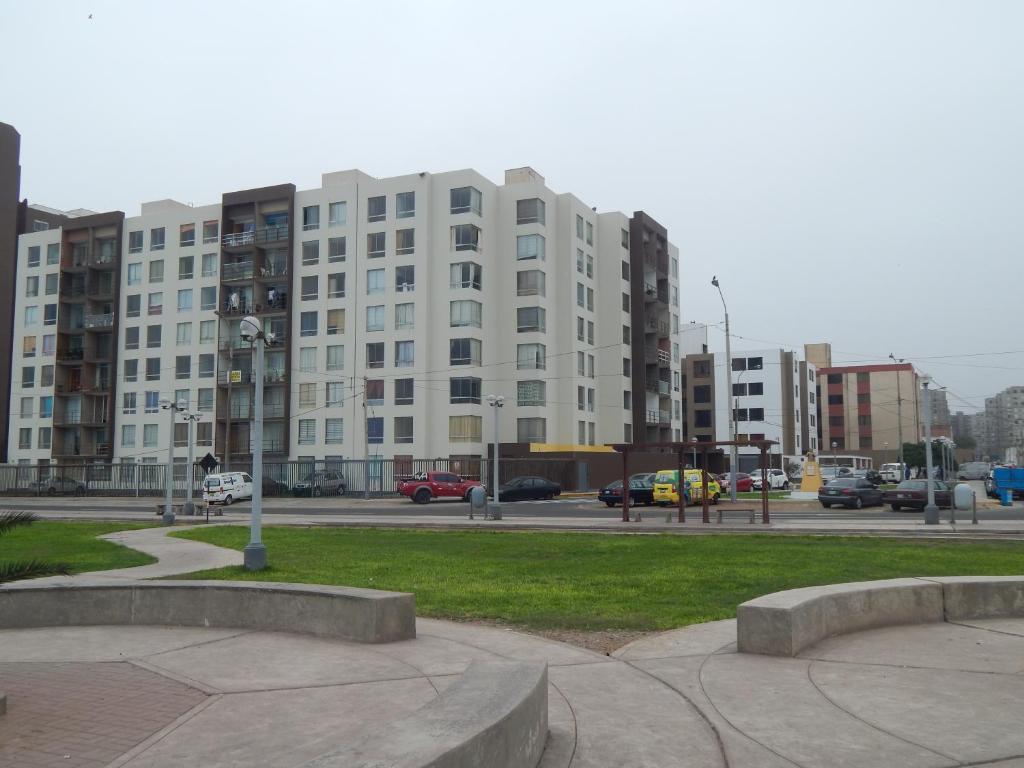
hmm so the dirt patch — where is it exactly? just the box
[443,616,653,655]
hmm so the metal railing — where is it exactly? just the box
[223,225,289,247]
[84,313,114,329]
[222,262,254,281]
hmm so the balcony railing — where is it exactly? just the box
[222,262,254,281]
[84,313,114,329]
[57,350,84,362]
[61,284,87,298]
[223,225,289,247]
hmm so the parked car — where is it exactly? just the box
[496,476,561,502]
[683,470,721,503]
[202,472,254,505]
[958,462,992,481]
[750,469,790,491]
[719,472,754,493]
[652,469,692,506]
[882,479,952,511]
[262,476,290,497]
[598,475,655,507]
[398,471,482,504]
[292,470,347,497]
[29,476,86,496]
[818,477,884,509]
[879,463,906,483]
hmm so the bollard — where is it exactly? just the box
[972,490,978,525]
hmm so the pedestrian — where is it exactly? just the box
[904,465,911,481]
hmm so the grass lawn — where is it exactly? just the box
[735,491,789,500]
[2,521,156,575]
[175,527,1024,631]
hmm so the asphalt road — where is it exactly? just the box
[6,481,1021,523]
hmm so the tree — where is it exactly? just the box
[0,511,71,584]
[902,442,924,469]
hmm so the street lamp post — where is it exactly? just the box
[182,411,201,515]
[889,354,905,471]
[711,276,738,502]
[831,440,838,480]
[160,398,186,525]
[486,395,504,520]
[690,436,698,470]
[921,375,939,525]
[884,441,889,466]
[240,315,268,569]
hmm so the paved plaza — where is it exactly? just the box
[2,527,1024,767]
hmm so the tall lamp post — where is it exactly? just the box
[181,410,202,515]
[889,354,905,470]
[160,398,186,525]
[921,375,939,525]
[831,440,838,480]
[240,315,268,569]
[884,441,889,466]
[486,395,504,520]
[690,436,698,470]
[711,276,737,502]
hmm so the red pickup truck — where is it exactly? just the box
[397,472,482,504]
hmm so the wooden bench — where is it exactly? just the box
[154,502,218,517]
[716,508,756,524]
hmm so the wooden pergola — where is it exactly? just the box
[609,440,778,525]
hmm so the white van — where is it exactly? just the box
[203,472,254,505]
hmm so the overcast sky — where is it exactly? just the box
[3,0,1021,412]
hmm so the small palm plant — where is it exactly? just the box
[0,511,71,583]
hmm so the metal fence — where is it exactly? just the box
[0,457,586,498]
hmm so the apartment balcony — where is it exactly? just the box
[222,402,286,421]
[645,379,671,395]
[60,283,87,300]
[83,313,114,329]
[57,349,85,364]
[222,225,289,248]
[222,261,255,282]
[646,409,672,426]
[645,346,671,366]
[644,315,670,336]
[256,260,288,280]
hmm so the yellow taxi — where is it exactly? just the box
[653,469,721,505]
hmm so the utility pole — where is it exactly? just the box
[889,354,904,471]
[712,277,738,502]
[241,315,267,569]
[363,375,369,500]
[224,342,233,472]
[922,375,939,525]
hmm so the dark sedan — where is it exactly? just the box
[818,477,884,509]
[882,480,952,511]
[498,476,562,501]
[598,476,655,507]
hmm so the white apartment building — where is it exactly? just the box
[711,348,815,469]
[7,167,682,469]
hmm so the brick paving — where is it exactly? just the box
[0,661,207,768]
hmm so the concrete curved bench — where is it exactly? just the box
[737,576,1024,656]
[0,579,415,643]
[303,661,548,768]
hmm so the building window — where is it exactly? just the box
[26,246,40,268]
[367,196,386,222]
[516,269,544,296]
[329,201,347,226]
[302,240,320,266]
[622,357,631,376]
[42,334,55,356]
[396,191,415,219]
[325,273,345,300]
[202,253,217,276]
[148,292,163,315]
[734,408,748,422]
[577,283,584,307]
[732,383,747,396]
[623,390,632,410]
[177,255,194,280]
[150,227,165,250]
[326,307,345,335]
[516,234,545,261]
[518,418,546,443]
[177,289,193,312]
[586,221,593,245]
[199,320,215,343]
[366,231,386,258]
[586,287,594,311]
[299,347,317,373]
[301,275,318,301]
[300,311,318,337]
[449,415,482,443]
[827,373,842,384]
[450,377,481,404]
[622,292,630,312]
[517,380,545,406]
[302,205,320,231]
[38,396,52,419]
[198,388,213,412]
[516,307,546,333]
[366,379,384,405]
[576,214,584,239]
[586,254,593,278]
[694,385,711,403]
[326,418,344,444]
[749,382,764,395]
[21,367,34,388]
[394,416,414,444]
[298,419,315,444]
[732,358,747,372]
[175,355,191,379]
[366,342,385,369]
[450,338,481,366]
[121,423,137,448]
[328,236,346,262]
[44,273,58,295]
[202,220,218,244]
[326,381,344,407]
[695,410,712,428]
[516,198,545,225]
[747,357,763,370]
[367,416,384,444]
[451,224,481,252]
[394,264,415,292]
[128,231,143,253]
[395,303,414,329]
[395,378,414,405]
[366,304,385,331]
[517,343,546,370]
[857,393,870,404]
[450,186,482,215]
[123,360,138,382]
[395,340,414,367]
[146,325,162,349]
[326,344,345,370]
[451,261,482,290]
[749,408,764,421]
[23,306,37,327]
[587,321,594,345]
[179,223,195,247]
[577,317,585,341]
[22,337,36,357]
[577,250,585,274]
[828,394,843,405]
[366,268,385,294]
[146,358,160,381]
[450,300,482,328]
[299,383,316,408]
[25,276,38,297]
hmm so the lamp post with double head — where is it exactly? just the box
[486,395,505,520]
[711,276,737,502]
[181,411,202,515]
[889,354,905,470]
[240,315,268,569]
[160,398,186,525]
[921,375,939,525]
